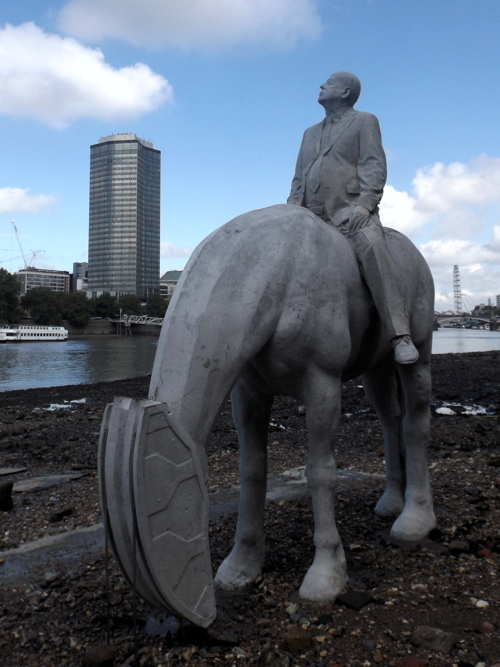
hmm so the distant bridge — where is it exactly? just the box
[437,316,492,329]
[111,315,164,333]
[115,313,497,331]
[123,315,164,326]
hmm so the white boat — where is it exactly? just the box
[0,325,68,342]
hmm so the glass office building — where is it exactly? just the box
[88,133,161,300]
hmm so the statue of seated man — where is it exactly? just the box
[287,71,418,364]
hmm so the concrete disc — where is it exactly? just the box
[98,397,216,627]
[98,398,169,611]
[133,401,216,628]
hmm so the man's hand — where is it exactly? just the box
[348,205,371,233]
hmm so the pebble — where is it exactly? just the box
[44,571,58,584]
[49,505,74,522]
[475,599,489,608]
[81,643,119,666]
[477,548,493,558]
[474,620,495,634]
[283,626,312,653]
[411,625,456,653]
[336,590,373,610]
[393,658,425,667]
[257,646,293,666]
[448,539,470,554]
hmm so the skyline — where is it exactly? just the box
[0,1,499,310]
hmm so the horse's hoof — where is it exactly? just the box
[390,509,437,542]
[298,568,347,603]
[374,490,404,518]
[214,556,262,592]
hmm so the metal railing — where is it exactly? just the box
[122,315,164,326]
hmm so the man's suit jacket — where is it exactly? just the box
[287,107,387,226]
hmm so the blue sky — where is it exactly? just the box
[1,0,500,311]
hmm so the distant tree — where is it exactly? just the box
[146,294,168,318]
[0,268,23,323]
[118,294,142,316]
[63,291,94,327]
[92,293,119,319]
[21,287,64,325]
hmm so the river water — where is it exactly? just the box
[0,329,499,393]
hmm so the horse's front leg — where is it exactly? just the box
[299,372,347,603]
[214,377,272,591]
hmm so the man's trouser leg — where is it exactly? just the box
[347,217,410,341]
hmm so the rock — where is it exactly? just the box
[0,467,27,476]
[13,472,86,492]
[476,599,489,608]
[285,603,300,616]
[455,648,482,665]
[477,548,493,558]
[283,626,312,653]
[393,658,425,667]
[81,643,119,666]
[44,571,59,584]
[0,481,14,511]
[411,625,456,653]
[474,620,495,634]
[181,647,198,661]
[257,646,293,666]
[336,590,374,610]
[448,539,470,555]
[49,505,74,522]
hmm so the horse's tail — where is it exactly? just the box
[148,204,312,447]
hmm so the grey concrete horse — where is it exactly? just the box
[149,203,436,604]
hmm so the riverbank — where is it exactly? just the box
[0,352,499,666]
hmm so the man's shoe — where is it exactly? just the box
[392,335,419,364]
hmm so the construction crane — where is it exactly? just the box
[10,220,43,269]
[453,265,462,316]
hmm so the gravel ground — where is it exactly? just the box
[0,351,499,667]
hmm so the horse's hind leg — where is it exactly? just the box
[299,370,347,602]
[214,376,272,591]
[390,358,436,540]
[362,356,406,518]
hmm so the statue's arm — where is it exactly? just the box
[356,114,387,213]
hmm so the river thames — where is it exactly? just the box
[0,328,500,392]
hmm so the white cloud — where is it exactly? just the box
[413,156,500,213]
[379,185,429,236]
[160,242,191,259]
[58,0,321,50]
[420,238,500,268]
[0,187,56,214]
[383,156,500,310]
[0,23,172,128]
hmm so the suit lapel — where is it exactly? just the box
[322,108,357,154]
